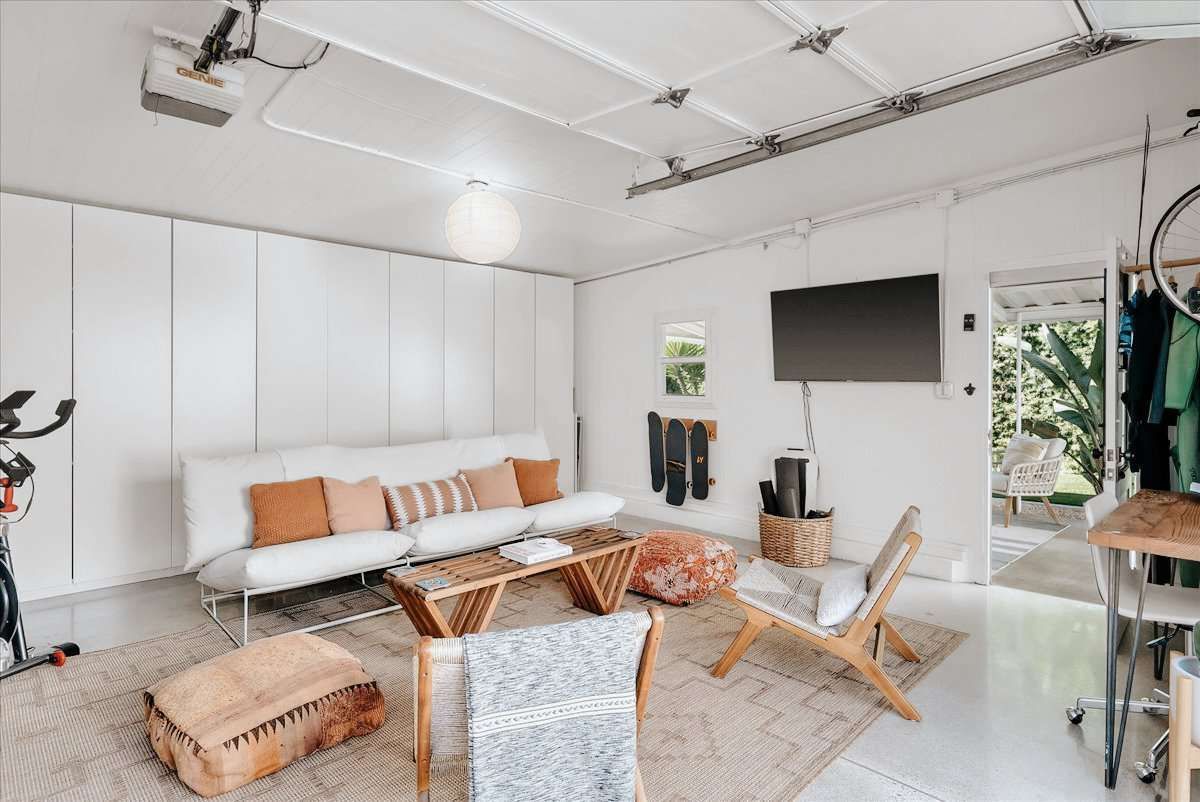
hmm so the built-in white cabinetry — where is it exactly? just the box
[172,221,257,567]
[493,268,536,435]
[444,261,495,439]
[0,191,575,599]
[389,254,444,445]
[72,205,173,582]
[0,194,73,594]
[256,233,330,450]
[327,246,390,447]
[536,274,575,491]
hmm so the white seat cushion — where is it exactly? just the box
[731,558,835,639]
[181,451,286,571]
[524,492,625,534]
[990,471,1010,493]
[197,530,415,592]
[406,507,536,557]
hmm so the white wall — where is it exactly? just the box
[575,135,1200,583]
[0,193,574,600]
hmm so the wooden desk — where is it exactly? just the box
[1088,490,1200,788]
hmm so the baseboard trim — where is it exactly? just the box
[18,564,193,603]
[599,482,970,582]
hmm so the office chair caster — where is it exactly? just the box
[1134,762,1156,784]
[1065,706,1084,724]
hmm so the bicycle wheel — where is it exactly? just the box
[1149,182,1200,323]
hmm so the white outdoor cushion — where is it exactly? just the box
[816,563,868,627]
[999,435,1047,474]
[524,492,625,534]
[406,507,537,557]
[1042,438,1067,459]
[181,451,286,571]
[990,471,1010,493]
[196,529,415,592]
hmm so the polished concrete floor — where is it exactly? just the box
[17,514,1198,802]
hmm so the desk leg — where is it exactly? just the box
[1111,554,1150,788]
[1104,547,1120,788]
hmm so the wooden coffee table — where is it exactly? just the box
[384,528,643,638]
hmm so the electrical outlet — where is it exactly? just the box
[934,382,954,399]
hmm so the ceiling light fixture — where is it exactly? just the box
[444,180,522,265]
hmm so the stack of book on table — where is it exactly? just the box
[500,537,573,565]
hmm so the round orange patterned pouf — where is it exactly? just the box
[627,530,738,605]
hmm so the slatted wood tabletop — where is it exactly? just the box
[1087,489,1200,560]
[384,528,643,638]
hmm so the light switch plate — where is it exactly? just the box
[935,382,954,399]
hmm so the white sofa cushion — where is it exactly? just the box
[524,492,625,534]
[407,507,536,557]
[197,529,415,592]
[276,432,552,486]
[181,451,285,571]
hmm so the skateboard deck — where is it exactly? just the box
[665,418,688,506]
[690,420,710,500]
[647,411,666,492]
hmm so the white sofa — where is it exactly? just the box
[182,431,624,643]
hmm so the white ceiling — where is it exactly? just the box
[0,1,1197,278]
[992,278,1105,323]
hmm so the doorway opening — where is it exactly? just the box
[985,258,1119,600]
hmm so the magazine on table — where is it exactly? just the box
[500,537,573,565]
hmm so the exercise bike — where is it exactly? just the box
[1,390,79,680]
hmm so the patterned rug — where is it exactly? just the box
[1,573,965,801]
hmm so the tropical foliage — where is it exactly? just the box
[993,320,1104,493]
[664,340,706,396]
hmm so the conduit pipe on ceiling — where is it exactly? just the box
[626,37,1150,197]
[579,130,1198,284]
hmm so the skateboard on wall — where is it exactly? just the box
[664,418,688,506]
[690,420,710,500]
[647,411,666,492]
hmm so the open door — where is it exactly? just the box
[1102,236,1133,501]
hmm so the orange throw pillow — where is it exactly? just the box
[322,476,390,534]
[461,460,524,510]
[249,477,331,548]
[508,457,563,506]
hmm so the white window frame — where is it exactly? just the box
[656,310,714,408]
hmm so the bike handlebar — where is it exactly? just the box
[0,392,76,439]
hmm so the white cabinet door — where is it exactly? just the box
[0,193,73,595]
[256,233,328,450]
[173,221,256,567]
[493,268,535,434]
[327,246,389,447]
[444,261,494,439]
[389,254,444,444]
[535,274,575,491]
[73,205,172,581]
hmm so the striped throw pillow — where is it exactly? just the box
[382,476,477,528]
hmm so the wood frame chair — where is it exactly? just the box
[711,529,924,721]
[414,606,665,801]
[1169,651,1200,802]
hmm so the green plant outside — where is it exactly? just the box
[992,320,1104,499]
[664,340,706,396]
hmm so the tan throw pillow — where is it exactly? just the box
[322,476,390,534]
[383,476,477,528]
[249,477,331,548]
[509,457,563,506]
[999,436,1048,474]
[461,460,524,510]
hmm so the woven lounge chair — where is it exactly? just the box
[413,607,665,801]
[711,506,924,721]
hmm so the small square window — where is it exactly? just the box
[657,317,711,404]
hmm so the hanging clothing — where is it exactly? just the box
[1164,311,1200,588]
[1123,289,1174,482]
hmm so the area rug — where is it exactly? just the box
[0,573,966,801]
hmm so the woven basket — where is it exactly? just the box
[758,508,833,567]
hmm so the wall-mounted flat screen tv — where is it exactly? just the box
[770,273,941,382]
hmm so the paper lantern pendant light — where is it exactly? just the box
[444,180,521,265]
